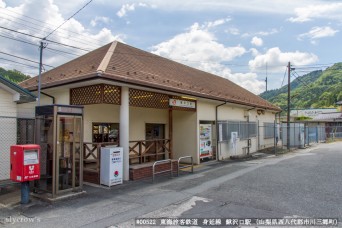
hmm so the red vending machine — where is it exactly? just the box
[10,144,40,182]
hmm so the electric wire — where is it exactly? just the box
[0,26,92,52]
[0,51,54,68]
[0,15,101,50]
[0,57,39,69]
[44,0,93,39]
[0,6,105,47]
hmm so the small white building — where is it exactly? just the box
[18,41,281,182]
[0,75,36,181]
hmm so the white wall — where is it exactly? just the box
[83,104,120,142]
[17,102,36,118]
[173,110,198,163]
[0,87,17,117]
[0,88,17,180]
[129,107,169,141]
[215,104,276,159]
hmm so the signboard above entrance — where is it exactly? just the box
[169,98,196,109]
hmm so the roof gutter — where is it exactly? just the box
[41,92,55,104]
[215,101,227,161]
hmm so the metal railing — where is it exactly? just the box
[177,156,193,177]
[152,159,172,183]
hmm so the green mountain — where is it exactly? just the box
[0,67,31,84]
[260,62,342,111]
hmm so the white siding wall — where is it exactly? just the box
[0,88,17,180]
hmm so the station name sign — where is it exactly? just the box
[169,98,196,109]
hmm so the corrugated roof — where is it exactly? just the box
[20,41,281,111]
[313,112,342,121]
[0,74,36,103]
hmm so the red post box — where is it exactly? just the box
[10,144,40,182]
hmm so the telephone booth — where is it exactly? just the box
[35,105,84,198]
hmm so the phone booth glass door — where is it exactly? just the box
[56,116,82,193]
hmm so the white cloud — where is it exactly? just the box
[90,16,111,27]
[249,48,260,57]
[298,26,338,40]
[256,28,279,36]
[0,0,6,8]
[204,18,231,29]
[116,2,154,18]
[289,3,342,22]
[151,21,268,94]
[152,21,246,64]
[241,28,279,38]
[251,36,263,46]
[249,47,319,72]
[0,0,122,75]
[226,27,240,35]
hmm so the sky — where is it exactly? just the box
[0,0,341,94]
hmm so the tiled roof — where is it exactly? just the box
[20,41,281,111]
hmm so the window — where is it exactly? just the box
[92,123,119,143]
[218,121,256,142]
[239,121,256,139]
[264,122,275,139]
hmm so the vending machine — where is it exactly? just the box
[100,147,123,186]
[199,124,213,159]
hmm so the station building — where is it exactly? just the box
[18,41,281,183]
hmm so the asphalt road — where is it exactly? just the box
[1,142,341,228]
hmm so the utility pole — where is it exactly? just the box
[37,40,45,106]
[265,77,268,92]
[265,62,268,92]
[287,62,291,150]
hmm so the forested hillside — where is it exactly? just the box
[260,63,342,111]
[0,67,31,83]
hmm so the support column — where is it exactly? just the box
[120,87,129,181]
[169,109,173,159]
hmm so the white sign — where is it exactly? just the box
[24,150,39,165]
[290,108,336,118]
[169,99,196,109]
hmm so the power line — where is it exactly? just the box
[0,32,82,57]
[0,57,39,69]
[0,5,104,47]
[44,0,93,39]
[0,15,101,50]
[280,66,287,88]
[0,51,54,68]
[0,26,92,52]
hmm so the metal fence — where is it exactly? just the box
[0,116,34,180]
[258,122,342,152]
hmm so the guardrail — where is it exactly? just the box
[152,159,172,183]
[177,156,193,177]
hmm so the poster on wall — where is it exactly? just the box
[199,124,213,159]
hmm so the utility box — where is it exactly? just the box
[100,147,123,186]
[10,144,40,182]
